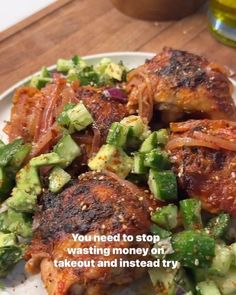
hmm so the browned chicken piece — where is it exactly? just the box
[126,47,236,123]
[166,119,236,215]
[4,77,127,160]
[25,171,158,295]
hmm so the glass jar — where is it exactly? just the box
[209,0,236,47]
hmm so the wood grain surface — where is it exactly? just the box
[0,0,235,93]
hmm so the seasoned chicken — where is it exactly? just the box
[25,171,157,295]
[126,47,236,123]
[4,78,127,160]
[166,120,236,215]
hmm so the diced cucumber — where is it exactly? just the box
[196,280,221,295]
[210,244,232,275]
[106,122,128,147]
[180,199,202,230]
[0,167,14,200]
[150,224,171,239]
[148,169,178,201]
[40,66,51,78]
[56,58,74,72]
[120,116,150,140]
[169,230,215,268]
[49,167,71,193]
[215,267,236,295]
[151,204,178,230]
[144,150,171,170]
[231,243,236,266]
[206,213,230,239]
[105,62,125,81]
[0,139,23,167]
[57,103,76,128]
[0,232,16,247]
[67,102,93,131]
[175,268,194,294]
[156,129,169,145]
[132,152,148,174]
[30,152,64,167]
[192,268,208,283]
[0,140,5,149]
[88,144,133,178]
[139,132,157,153]
[10,143,32,169]
[30,76,52,89]
[54,134,81,167]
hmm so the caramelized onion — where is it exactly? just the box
[166,137,219,150]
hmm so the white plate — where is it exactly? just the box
[0,52,155,295]
[0,51,235,295]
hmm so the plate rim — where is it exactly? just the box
[0,51,155,102]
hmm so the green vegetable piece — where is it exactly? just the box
[148,169,178,201]
[67,102,93,131]
[0,139,23,167]
[72,55,81,66]
[7,188,37,213]
[29,76,52,89]
[206,213,230,238]
[196,280,221,295]
[40,66,50,78]
[16,165,41,195]
[139,132,157,153]
[88,144,133,178]
[94,58,112,74]
[78,66,99,86]
[10,143,32,169]
[169,230,215,268]
[0,232,16,246]
[150,224,171,239]
[0,167,14,200]
[0,209,32,238]
[56,58,74,72]
[0,245,23,277]
[231,242,236,266]
[132,152,148,174]
[180,199,203,230]
[144,149,171,170]
[54,134,81,167]
[30,152,65,167]
[156,129,169,145]
[0,140,5,149]
[57,103,76,128]
[49,167,71,193]
[120,116,150,140]
[151,204,178,230]
[210,244,232,275]
[106,122,128,147]
[216,267,236,295]
[105,62,125,81]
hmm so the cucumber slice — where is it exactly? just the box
[148,169,177,201]
[49,167,71,193]
[180,199,202,230]
[151,204,178,230]
[144,150,171,170]
[132,152,148,174]
[106,122,128,147]
[196,280,221,295]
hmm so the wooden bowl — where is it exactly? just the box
[111,0,206,21]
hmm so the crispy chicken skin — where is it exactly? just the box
[167,120,236,215]
[126,47,236,123]
[25,171,157,295]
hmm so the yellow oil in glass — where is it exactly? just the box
[209,0,236,47]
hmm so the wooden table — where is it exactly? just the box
[0,0,235,93]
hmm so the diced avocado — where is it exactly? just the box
[0,209,32,238]
[94,58,112,75]
[15,165,41,195]
[0,167,14,201]
[210,244,232,275]
[0,139,23,167]
[144,150,171,170]
[105,62,125,81]
[0,245,23,277]
[66,102,93,131]
[120,116,150,141]
[49,167,71,193]
[88,144,133,178]
[0,232,16,247]
[148,169,178,201]
[151,204,178,230]
[30,152,64,167]
[139,132,157,153]
[7,188,37,213]
[56,58,74,73]
[54,134,81,167]
[215,267,236,295]
[10,143,32,170]
[196,280,221,295]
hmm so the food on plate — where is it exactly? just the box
[167,119,236,215]
[25,171,156,295]
[126,47,236,123]
[0,49,236,295]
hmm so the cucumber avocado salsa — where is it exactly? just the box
[0,55,235,295]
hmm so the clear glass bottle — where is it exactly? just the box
[208,0,236,47]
